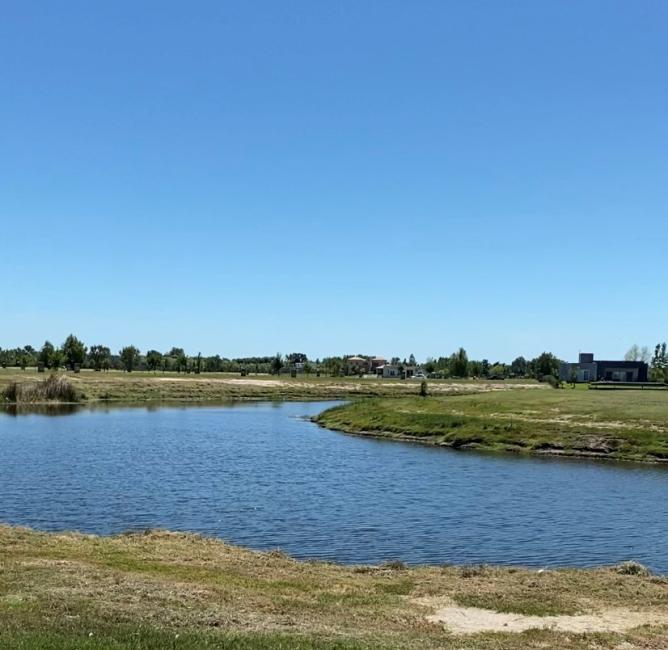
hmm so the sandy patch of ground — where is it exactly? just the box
[414,382,546,395]
[488,412,668,433]
[154,377,285,387]
[413,597,668,635]
[221,378,285,387]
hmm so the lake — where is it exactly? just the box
[0,401,666,572]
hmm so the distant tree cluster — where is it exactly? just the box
[625,342,667,382]
[3,336,664,384]
[0,336,287,375]
[422,349,559,382]
[0,337,558,381]
[624,344,652,363]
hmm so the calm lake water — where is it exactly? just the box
[1,402,666,572]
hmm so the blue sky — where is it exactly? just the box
[2,1,666,362]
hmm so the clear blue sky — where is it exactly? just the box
[2,1,666,362]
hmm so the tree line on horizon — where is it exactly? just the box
[0,336,666,383]
[0,336,282,375]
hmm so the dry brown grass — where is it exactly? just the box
[1,525,666,649]
[0,368,542,404]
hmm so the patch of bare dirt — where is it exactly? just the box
[154,377,285,387]
[413,596,668,635]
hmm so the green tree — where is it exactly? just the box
[651,342,667,382]
[50,349,65,371]
[489,363,507,378]
[450,348,469,377]
[177,351,188,373]
[88,345,111,371]
[165,348,184,372]
[271,353,284,375]
[531,352,560,379]
[510,356,527,377]
[38,341,55,368]
[205,355,223,372]
[3,349,17,367]
[145,349,163,372]
[119,346,140,372]
[14,346,35,370]
[321,357,343,376]
[62,334,87,369]
[569,366,578,387]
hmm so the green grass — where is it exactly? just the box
[452,590,580,617]
[315,389,668,462]
[1,526,666,650]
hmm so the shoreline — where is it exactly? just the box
[312,418,668,465]
[2,522,664,574]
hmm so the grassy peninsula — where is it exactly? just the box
[1,525,667,650]
[315,388,668,463]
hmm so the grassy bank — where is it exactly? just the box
[0,368,541,404]
[315,389,668,463]
[1,526,666,649]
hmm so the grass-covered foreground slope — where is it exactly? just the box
[1,526,667,650]
[315,389,668,462]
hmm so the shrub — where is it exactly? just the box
[352,566,376,574]
[3,382,19,402]
[419,380,428,397]
[3,375,80,404]
[615,561,650,576]
[543,374,561,389]
[381,560,406,571]
[460,564,487,578]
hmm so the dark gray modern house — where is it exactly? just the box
[559,353,649,383]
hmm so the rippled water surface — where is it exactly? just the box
[1,402,666,572]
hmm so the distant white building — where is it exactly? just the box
[380,365,400,378]
[378,365,416,379]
